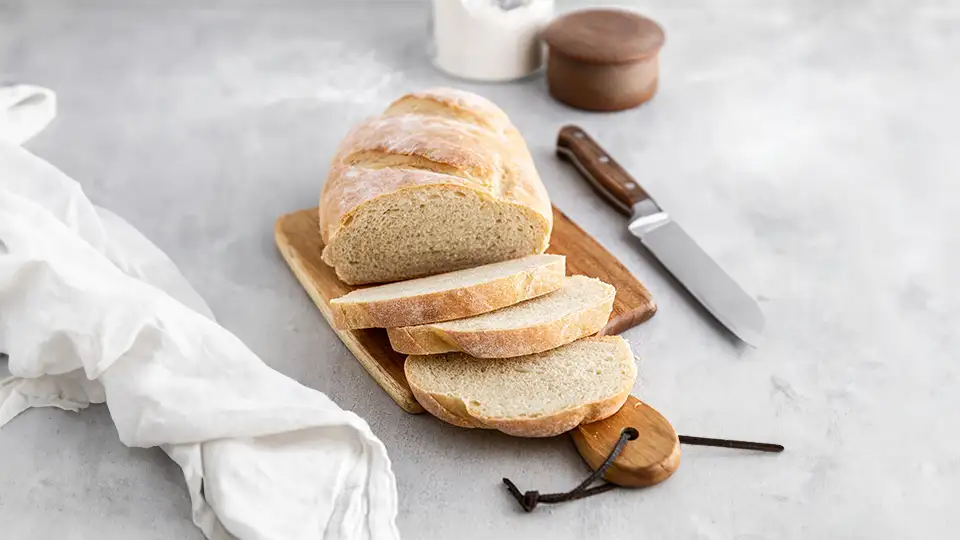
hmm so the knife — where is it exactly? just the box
[556,125,764,346]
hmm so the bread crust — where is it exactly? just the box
[319,88,553,284]
[386,290,615,358]
[410,384,633,438]
[329,256,565,329]
[405,336,637,438]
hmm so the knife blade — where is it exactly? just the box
[556,125,764,346]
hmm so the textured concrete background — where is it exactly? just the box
[1,0,958,538]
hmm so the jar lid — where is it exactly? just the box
[541,9,665,65]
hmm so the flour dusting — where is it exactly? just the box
[214,41,404,107]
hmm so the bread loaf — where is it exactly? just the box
[405,336,637,437]
[329,254,565,329]
[387,275,615,357]
[319,88,553,285]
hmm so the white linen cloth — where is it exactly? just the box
[0,85,399,540]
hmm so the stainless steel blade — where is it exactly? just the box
[628,205,764,346]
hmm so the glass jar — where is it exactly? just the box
[428,0,555,82]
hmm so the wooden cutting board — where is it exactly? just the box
[274,206,657,413]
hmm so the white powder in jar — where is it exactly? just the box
[431,0,555,82]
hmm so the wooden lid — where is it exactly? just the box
[542,9,665,65]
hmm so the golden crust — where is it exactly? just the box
[328,257,566,330]
[409,387,632,438]
[386,291,615,358]
[318,88,553,271]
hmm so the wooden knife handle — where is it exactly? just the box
[556,125,651,216]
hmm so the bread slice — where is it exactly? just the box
[387,275,615,358]
[329,254,565,329]
[405,336,637,437]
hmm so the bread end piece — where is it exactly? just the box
[318,88,553,285]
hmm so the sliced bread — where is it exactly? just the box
[404,336,637,437]
[329,254,565,329]
[319,88,553,285]
[387,275,615,358]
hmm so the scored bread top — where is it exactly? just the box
[318,88,553,245]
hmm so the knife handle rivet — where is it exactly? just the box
[598,155,610,163]
[573,131,585,139]
[625,182,636,189]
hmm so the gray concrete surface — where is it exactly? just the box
[1,0,958,538]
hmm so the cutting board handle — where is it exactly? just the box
[556,125,651,215]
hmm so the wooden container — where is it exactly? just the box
[541,9,665,112]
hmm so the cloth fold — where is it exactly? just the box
[0,85,56,145]
[0,85,399,540]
